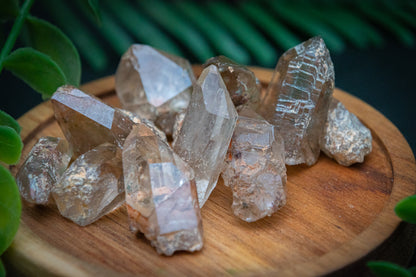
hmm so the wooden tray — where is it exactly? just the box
[5,67,416,276]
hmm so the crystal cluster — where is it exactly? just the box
[320,99,372,166]
[115,44,195,136]
[204,55,261,109]
[16,137,72,205]
[258,36,335,166]
[17,39,373,256]
[222,107,287,222]
[123,125,203,255]
[53,143,124,226]
[173,65,238,207]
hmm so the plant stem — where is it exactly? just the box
[0,0,35,74]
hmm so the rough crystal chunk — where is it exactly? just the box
[123,124,203,255]
[16,137,72,205]
[52,143,124,226]
[204,56,261,109]
[320,99,372,166]
[173,65,238,207]
[222,107,287,222]
[258,36,335,166]
[115,44,195,135]
[52,85,136,156]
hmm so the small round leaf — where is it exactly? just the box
[367,261,412,277]
[3,47,67,99]
[0,110,20,134]
[0,165,22,255]
[395,195,416,224]
[0,126,22,165]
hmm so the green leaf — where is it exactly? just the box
[367,261,412,277]
[0,110,20,134]
[0,165,21,255]
[0,259,4,277]
[0,126,22,165]
[3,47,67,99]
[395,195,416,224]
[0,0,19,20]
[25,16,81,86]
[408,266,416,276]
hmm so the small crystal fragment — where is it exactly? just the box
[52,143,124,226]
[116,108,167,142]
[16,137,72,205]
[258,36,335,166]
[222,107,287,222]
[320,99,372,166]
[123,124,203,255]
[173,65,238,207]
[51,85,136,156]
[204,55,261,109]
[172,109,186,145]
[115,44,195,135]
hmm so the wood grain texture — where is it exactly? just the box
[4,66,416,277]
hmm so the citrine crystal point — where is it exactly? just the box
[173,65,238,207]
[258,36,335,166]
[320,99,372,166]
[52,143,124,226]
[51,85,137,156]
[123,124,203,255]
[16,137,72,205]
[222,106,287,222]
[203,56,261,109]
[115,44,195,135]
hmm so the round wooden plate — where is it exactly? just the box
[5,67,416,276]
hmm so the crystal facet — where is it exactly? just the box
[123,124,203,255]
[115,44,195,135]
[222,107,287,222]
[204,56,261,109]
[173,65,238,207]
[16,137,72,205]
[172,109,186,145]
[320,99,372,166]
[258,36,335,166]
[52,143,124,226]
[51,85,137,156]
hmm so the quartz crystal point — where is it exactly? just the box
[53,143,124,226]
[115,44,195,136]
[204,55,261,109]
[51,85,136,156]
[258,36,335,166]
[173,65,238,207]
[222,107,287,222]
[123,124,203,255]
[16,137,72,205]
[320,99,372,166]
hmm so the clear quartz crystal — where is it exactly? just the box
[258,36,335,166]
[16,137,72,205]
[320,98,372,166]
[172,109,186,145]
[123,124,203,255]
[51,85,136,156]
[173,65,238,207]
[52,143,124,226]
[222,107,287,222]
[203,56,261,109]
[115,44,195,135]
